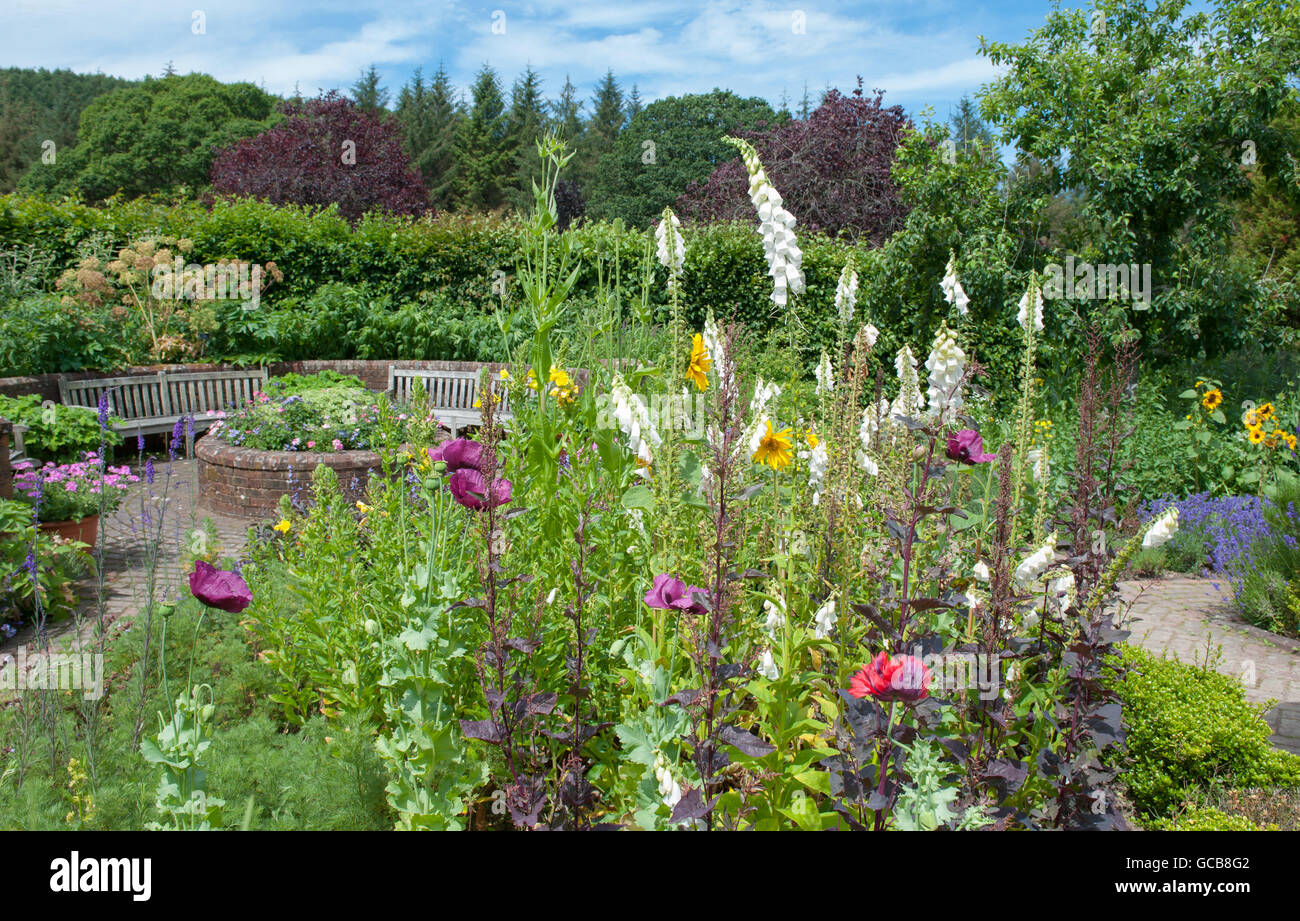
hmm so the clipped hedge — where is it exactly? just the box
[1112,644,1300,818]
[0,193,1034,392]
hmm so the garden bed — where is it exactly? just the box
[195,434,378,518]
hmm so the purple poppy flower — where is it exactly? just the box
[643,574,709,616]
[437,438,486,473]
[448,467,512,510]
[945,429,997,464]
[188,560,253,613]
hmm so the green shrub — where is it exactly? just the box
[0,293,132,376]
[1142,805,1271,831]
[1112,644,1300,818]
[0,394,122,463]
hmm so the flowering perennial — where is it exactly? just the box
[654,207,685,293]
[725,136,805,306]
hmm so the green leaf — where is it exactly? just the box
[620,484,656,512]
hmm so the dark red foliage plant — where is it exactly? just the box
[210,91,430,223]
[676,80,911,242]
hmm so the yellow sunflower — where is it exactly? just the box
[686,334,711,391]
[1247,425,1264,445]
[1259,402,1276,421]
[753,420,794,471]
[1201,388,1223,411]
[1286,434,1298,452]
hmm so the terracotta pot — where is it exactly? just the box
[38,514,100,549]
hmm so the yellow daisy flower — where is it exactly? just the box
[753,420,794,471]
[686,333,711,392]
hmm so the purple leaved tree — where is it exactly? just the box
[210,91,430,223]
[677,81,911,242]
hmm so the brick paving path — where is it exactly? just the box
[1121,575,1300,755]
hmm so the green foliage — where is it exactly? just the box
[0,67,135,194]
[20,73,278,202]
[0,498,92,627]
[0,592,391,830]
[1112,644,1300,818]
[585,89,782,228]
[980,0,1300,360]
[1142,805,1271,830]
[0,292,130,375]
[0,393,121,463]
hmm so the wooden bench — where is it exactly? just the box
[388,368,512,437]
[58,369,268,454]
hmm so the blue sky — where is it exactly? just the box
[3,0,1067,124]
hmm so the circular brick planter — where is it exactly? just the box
[195,433,379,518]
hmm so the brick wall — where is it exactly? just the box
[195,433,380,519]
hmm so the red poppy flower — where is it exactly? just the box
[848,652,931,704]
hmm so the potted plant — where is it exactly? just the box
[11,453,140,549]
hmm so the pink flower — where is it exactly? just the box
[306,441,316,449]
[332,439,344,451]
[945,429,997,464]
[643,574,709,616]
[432,438,485,473]
[188,560,253,613]
[448,468,512,510]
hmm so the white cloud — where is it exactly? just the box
[1,0,1024,116]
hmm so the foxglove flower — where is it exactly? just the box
[835,263,858,323]
[924,324,965,421]
[848,652,931,704]
[859,322,880,351]
[1142,507,1180,549]
[857,397,890,474]
[655,208,685,294]
[1027,447,1050,483]
[725,137,805,306]
[1017,285,1044,333]
[757,648,780,681]
[812,597,837,639]
[801,437,829,504]
[744,378,783,456]
[1014,534,1058,587]
[763,594,786,634]
[607,373,661,476]
[940,256,970,315]
[891,345,923,422]
[814,351,835,396]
